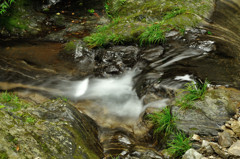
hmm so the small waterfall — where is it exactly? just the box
[59,71,143,118]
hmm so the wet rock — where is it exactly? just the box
[128,149,163,159]
[49,14,66,27]
[141,46,164,61]
[142,93,162,105]
[110,46,140,66]
[228,140,240,156]
[218,131,233,148]
[0,0,46,39]
[0,99,103,159]
[105,65,120,74]
[182,148,203,159]
[66,23,85,33]
[197,41,216,52]
[203,0,240,59]
[94,45,140,76]
[172,106,221,136]
[44,30,67,42]
[165,31,179,38]
[172,87,240,136]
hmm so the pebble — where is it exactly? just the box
[192,134,201,141]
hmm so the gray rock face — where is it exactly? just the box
[141,46,164,61]
[0,99,103,159]
[172,87,240,136]
[182,148,203,159]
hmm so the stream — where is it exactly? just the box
[0,0,240,158]
[0,33,240,157]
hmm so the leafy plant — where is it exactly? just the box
[139,23,166,45]
[163,8,186,20]
[167,132,191,157]
[64,41,76,52]
[148,107,176,136]
[0,91,17,103]
[0,91,28,112]
[88,9,95,14]
[25,116,36,124]
[111,155,120,159]
[207,31,212,35]
[0,105,5,109]
[0,0,15,15]
[176,80,209,109]
[84,17,122,47]
[105,0,112,19]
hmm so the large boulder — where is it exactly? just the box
[172,87,240,135]
[0,99,103,159]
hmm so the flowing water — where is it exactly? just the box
[0,37,240,157]
[57,70,143,118]
[0,39,240,118]
[0,1,240,155]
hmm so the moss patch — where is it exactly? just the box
[66,125,100,159]
[0,151,8,159]
[0,0,43,35]
[64,41,77,52]
[84,0,214,47]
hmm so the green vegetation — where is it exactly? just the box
[0,91,28,112]
[0,151,8,159]
[64,41,76,52]
[176,80,209,109]
[5,133,18,145]
[0,0,15,15]
[148,107,191,157]
[148,81,209,156]
[207,31,212,35]
[0,91,36,124]
[167,132,192,157]
[148,107,176,136]
[111,155,120,159]
[0,0,40,35]
[88,9,95,14]
[84,0,213,47]
[19,113,36,124]
[84,17,128,47]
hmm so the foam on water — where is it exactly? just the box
[66,71,143,118]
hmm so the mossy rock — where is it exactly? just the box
[84,0,214,47]
[0,0,45,37]
[172,87,240,136]
[0,94,103,159]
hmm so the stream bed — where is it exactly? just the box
[0,33,240,158]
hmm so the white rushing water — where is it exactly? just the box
[59,71,143,118]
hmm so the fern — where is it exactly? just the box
[0,0,15,15]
